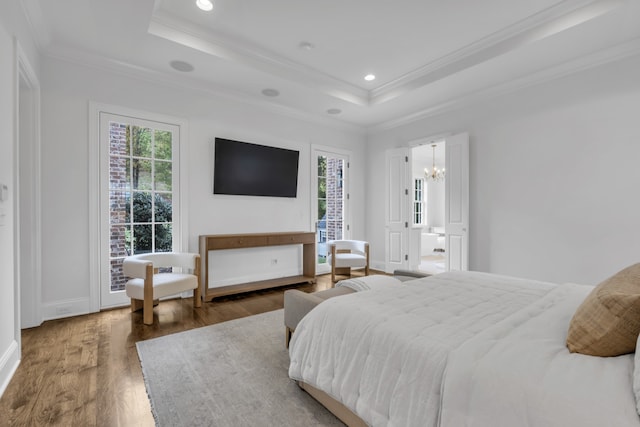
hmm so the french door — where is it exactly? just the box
[385,148,411,273]
[312,147,349,275]
[384,132,469,273]
[98,112,181,308]
[444,132,469,271]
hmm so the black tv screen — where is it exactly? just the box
[213,138,299,198]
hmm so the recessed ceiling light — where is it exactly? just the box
[364,74,376,81]
[170,60,194,72]
[196,0,213,12]
[261,88,280,97]
[327,108,342,115]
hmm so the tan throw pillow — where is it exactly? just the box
[567,263,640,357]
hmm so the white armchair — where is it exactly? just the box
[122,252,202,325]
[327,240,370,283]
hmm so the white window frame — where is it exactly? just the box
[311,145,351,275]
[413,177,425,226]
[88,103,189,311]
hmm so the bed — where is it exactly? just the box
[288,268,640,427]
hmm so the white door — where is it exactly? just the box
[445,133,469,271]
[99,112,181,308]
[385,148,411,273]
[312,147,349,275]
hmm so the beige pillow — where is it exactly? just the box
[567,263,640,357]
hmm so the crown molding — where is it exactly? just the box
[43,45,365,136]
[148,10,369,106]
[369,0,623,106]
[19,0,51,51]
[149,0,622,110]
[368,37,640,133]
[42,35,640,138]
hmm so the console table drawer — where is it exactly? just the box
[209,236,268,249]
[268,233,315,245]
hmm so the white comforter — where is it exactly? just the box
[440,281,638,427]
[288,271,640,427]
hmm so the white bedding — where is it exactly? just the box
[440,282,639,427]
[288,271,640,427]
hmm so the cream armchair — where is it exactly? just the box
[122,252,202,325]
[327,240,370,283]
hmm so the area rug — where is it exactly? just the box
[136,310,344,427]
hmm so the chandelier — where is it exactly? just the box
[424,144,445,182]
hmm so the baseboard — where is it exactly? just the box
[370,260,387,272]
[0,340,20,398]
[42,297,93,321]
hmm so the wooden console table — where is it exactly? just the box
[199,231,316,301]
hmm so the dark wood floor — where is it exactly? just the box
[0,272,363,426]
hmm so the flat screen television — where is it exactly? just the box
[213,138,299,198]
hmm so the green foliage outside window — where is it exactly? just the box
[317,156,327,220]
[124,126,174,254]
[127,192,172,254]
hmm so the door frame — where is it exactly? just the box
[14,38,42,329]
[310,145,351,275]
[444,132,470,271]
[386,132,469,273]
[89,103,189,310]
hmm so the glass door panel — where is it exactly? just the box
[313,150,348,274]
[100,113,179,308]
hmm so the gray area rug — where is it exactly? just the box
[136,310,344,427]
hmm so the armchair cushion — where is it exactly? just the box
[328,252,367,268]
[125,273,198,300]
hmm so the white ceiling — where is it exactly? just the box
[26,0,640,130]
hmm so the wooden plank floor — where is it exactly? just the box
[0,272,373,426]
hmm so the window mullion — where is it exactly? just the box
[150,129,156,253]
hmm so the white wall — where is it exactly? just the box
[0,0,41,397]
[40,56,366,317]
[367,54,640,285]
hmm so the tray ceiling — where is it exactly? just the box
[28,0,640,129]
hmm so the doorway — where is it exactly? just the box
[15,41,42,329]
[312,147,350,275]
[384,132,469,273]
[95,109,184,309]
[412,142,446,275]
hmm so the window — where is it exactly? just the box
[108,123,175,291]
[413,178,424,225]
[96,109,183,309]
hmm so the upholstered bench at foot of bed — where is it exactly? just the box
[393,269,431,281]
[284,286,354,347]
[284,271,430,347]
